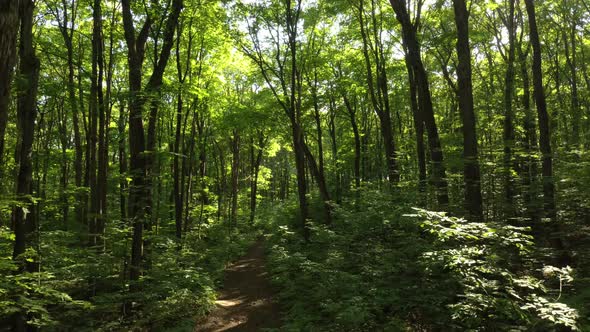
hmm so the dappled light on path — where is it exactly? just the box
[195,240,281,332]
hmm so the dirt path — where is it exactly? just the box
[195,240,281,332]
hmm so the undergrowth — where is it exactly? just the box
[259,188,584,331]
[0,221,257,331]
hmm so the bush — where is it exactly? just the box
[262,190,581,331]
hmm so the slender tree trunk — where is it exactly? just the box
[12,0,40,329]
[524,0,569,265]
[118,100,127,222]
[183,103,198,232]
[174,57,184,240]
[54,1,84,225]
[230,131,239,227]
[518,40,538,224]
[328,96,341,204]
[57,100,69,228]
[359,0,399,185]
[291,119,309,239]
[404,53,426,194]
[121,0,183,282]
[250,132,265,223]
[288,0,309,239]
[310,70,326,189]
[390,0,448,205]
[89,0,105,247]
[563,26,580,146]
[215,140,226,222]
[12,0,40,267]
[503,0,517,213]
[452,0,484,219]
[0,0,19,182]
[342,94,361,191]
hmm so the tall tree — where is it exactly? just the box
[358,0,400,185]
[0,0,20,179]
[524,0,568,265]
[249,130,266,223]
[389,0,449,205]
[88,0,105,247]
[240,0,315,238]
[12,0,40,271]
[451,0,483,219]
[12,0,40,329]
[48,0,84,225]
[502,0,517,210]
[121,0,183,281]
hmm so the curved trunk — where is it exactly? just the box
[390,0,448,205]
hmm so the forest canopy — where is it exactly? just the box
[0,0,589,330]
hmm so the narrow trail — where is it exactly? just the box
[195,239,282,332]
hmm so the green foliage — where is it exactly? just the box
[262,190,582,331]
[0,227,91,329]
[412,209,578,330]
[0,220,256,331]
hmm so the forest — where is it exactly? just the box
[0,0,589,330]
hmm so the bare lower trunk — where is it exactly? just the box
[452,0,483,219]
[12,0,40,329]
[0,0,19,181]
[524,0,569,265]
[230,131,239,227]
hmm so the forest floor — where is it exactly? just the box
[194,239,282,332]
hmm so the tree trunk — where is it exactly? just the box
[342,94,361,191]
[503,0,517,212]
[250,132,265,223]
[12,0,40,328]
[404,52,426,194]
[57,99,69,228]
[291,118,309,240]
[121,0,183,282]
[518,39,539,224]
[230,131,240,227]
[563,25,580,146]
[328,96,341,204]
[390,0,448,205]
[452,0,484,219]
[89,0,105,247]
[53,0,84,225]
[524,0,569,265]
[0,0,19,181]
[359,0,399,185]
[174,54,184,240]
[118,100,128,222]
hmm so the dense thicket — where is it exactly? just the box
[0,0,589,330]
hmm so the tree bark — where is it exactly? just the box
[242,0,310,239]
[230,131,239,227]
[12,0,40,268]
[89,0,105,247]
[0,0,19,182]
[12,0,40,328]
[56,0,84,227]
[389,0,448,205]
[502,0,517,211]
[452,0,484,219]
[563,25,580,146]
[342,94,361,191]
[404,52,426,194]
[121,0,183,282]
[359,0,399,185]
[250,131,265,224]
[118,100,128,222]
[524,0,569,265]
